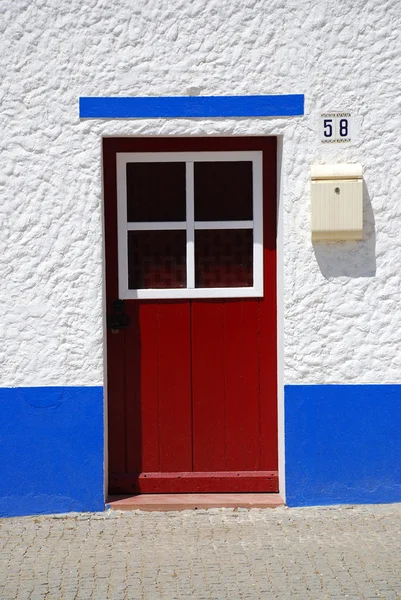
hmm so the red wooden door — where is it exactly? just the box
[104,137,278,495]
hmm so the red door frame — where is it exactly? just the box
[103,136,278,494]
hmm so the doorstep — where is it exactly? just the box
[106,493,284,511]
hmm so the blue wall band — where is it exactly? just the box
[0,386,104,518]
[79,94,304,119]
[1,383,399,516]
[285,384,401,507]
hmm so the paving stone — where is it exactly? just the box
[0,504,400,599]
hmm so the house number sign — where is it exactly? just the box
[319,112,353,143]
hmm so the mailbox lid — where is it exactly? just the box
[311,163,363,181]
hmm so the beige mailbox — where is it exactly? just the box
[311,164,363,241]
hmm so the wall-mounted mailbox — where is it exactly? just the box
[311,164,363,241]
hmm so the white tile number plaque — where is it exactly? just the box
[320,112,353,143]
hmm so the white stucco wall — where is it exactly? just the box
[1,0,401,386]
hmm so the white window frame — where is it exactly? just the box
[116,151,263,299]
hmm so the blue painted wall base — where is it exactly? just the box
[0,387,104,517]
[285,384,401,507]
[2,384,399,515]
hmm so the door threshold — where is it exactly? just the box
[106,493,284,512]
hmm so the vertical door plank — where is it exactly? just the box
[157,302,192,472]
[126,302,160,473]
[107,330,126,474]
[191,301,226,471]
[224,299,261,470]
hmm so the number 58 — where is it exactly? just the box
[323,118,349,139]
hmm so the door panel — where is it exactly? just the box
[104,136,278,495]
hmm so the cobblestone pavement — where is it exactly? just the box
[0,504,400,600]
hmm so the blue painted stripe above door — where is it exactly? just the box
[79,94,304,119]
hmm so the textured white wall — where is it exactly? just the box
[1,0,400,386]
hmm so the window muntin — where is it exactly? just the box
[117,151,263,299]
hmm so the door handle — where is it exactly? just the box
[107,299,130,333]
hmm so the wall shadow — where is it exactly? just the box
[313,181,376,278]
[103,137,143,497]
[106,299,143,496]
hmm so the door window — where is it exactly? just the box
[117,151,263,299]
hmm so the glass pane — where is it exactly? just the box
[126,162,186,222]
[195,230,253,288]
[128,231,186,289]
[194,162,253,221]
